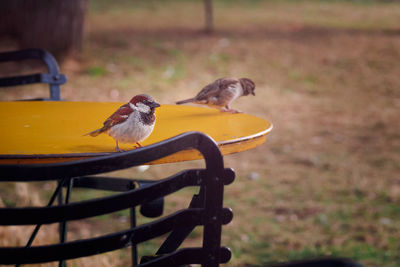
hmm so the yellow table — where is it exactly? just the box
[0,101,272,164]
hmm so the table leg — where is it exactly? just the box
[15,178,67,267]
[130,207,138,266]
[156,187,204,255]
[58,178,73,267]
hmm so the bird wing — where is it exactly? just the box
[102,103,133,129]
[219,78,239,88]
[195,78,238,101]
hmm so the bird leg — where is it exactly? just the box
[115,141,125,152]
[135,142,143,148]
[221,105,242,114]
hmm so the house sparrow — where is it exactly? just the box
[176,77,255,113]
[86,94,160,152]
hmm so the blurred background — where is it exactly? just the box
[0,0,399,266]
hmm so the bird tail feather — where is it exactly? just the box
[84,128,106,137]
[176,98,195,105]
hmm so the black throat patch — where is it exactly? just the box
[140,110,156,125]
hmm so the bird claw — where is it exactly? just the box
[115,143,142,152]
[221,108,242,114]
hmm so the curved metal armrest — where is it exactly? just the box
[0,131,224,181]
[0,48,66,100]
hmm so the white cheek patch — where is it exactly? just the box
[136,102,150,113]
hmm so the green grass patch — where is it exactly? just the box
[87,66,107,77]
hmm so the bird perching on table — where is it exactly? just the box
[176,77,255,113]
[86,94,160,152]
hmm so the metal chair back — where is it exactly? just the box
[0,48,66,100]
[0,132,234,267]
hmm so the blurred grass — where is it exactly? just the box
[1,0,400,266]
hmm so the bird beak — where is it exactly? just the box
[252,91,255,96]
[150,102,161,108]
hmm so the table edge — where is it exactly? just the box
[0,124,273,160]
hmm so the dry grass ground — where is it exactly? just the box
[1,0,400,266]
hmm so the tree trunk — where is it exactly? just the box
[203,0,214,33]
[0,0,88,59]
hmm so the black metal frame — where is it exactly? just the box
[0,48,66,100]
[0,132,234,266]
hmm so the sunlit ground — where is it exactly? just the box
[0,0,399,266]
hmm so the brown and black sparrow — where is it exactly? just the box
[86,94,160,152]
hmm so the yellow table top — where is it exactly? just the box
[0,101,272,164]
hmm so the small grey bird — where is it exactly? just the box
[176,77,255,113]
